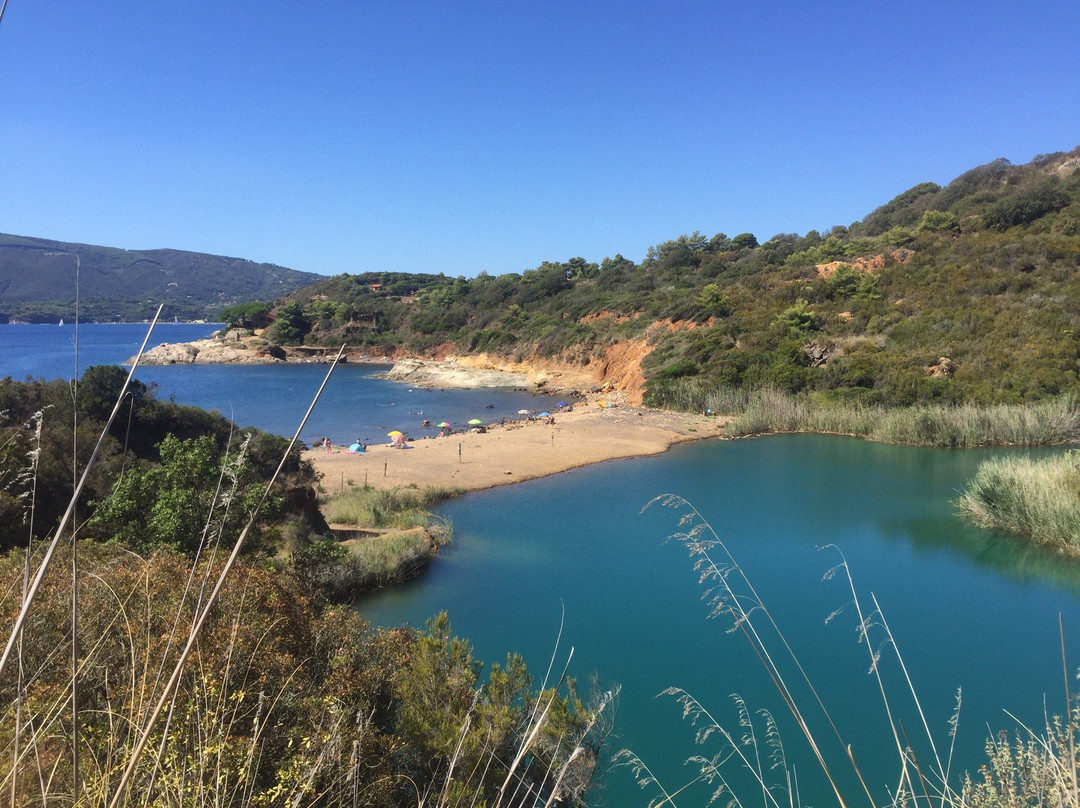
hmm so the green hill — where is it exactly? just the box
[0,234,324,323]
[257,147,1080,408]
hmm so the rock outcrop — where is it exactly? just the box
[378,359,532,389]
[134,337,287,365]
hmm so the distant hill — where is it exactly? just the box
[0,234,324,323]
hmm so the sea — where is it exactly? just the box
[3,322,1079,807]
[0,323,565,447]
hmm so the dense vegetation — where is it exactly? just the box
[0,234,322,323]
[0,544,603,806]
[257,149,1080,410]
[0,371,604,806]
[0,366,316,553]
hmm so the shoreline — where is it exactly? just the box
[304,405,728,494]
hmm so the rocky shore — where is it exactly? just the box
[132,331,385,367]
[133,333,599,396]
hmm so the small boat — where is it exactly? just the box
[59,318,64,326]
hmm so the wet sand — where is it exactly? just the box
[303,405,727,494]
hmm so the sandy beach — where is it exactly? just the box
[303,405,727,494]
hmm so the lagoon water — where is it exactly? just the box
[4,323,1080,806]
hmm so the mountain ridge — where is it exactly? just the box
[0,233,324,323]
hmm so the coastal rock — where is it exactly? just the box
[134,337,286,365]
[379,358,531,389]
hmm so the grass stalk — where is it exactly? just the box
[0,305,164,690]
[647,494,860,808]
[105,344,345,808]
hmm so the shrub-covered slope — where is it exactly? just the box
[262,148,1080,408]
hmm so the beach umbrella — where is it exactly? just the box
[538,412,550,418]
[467,419,483,425]
[557,401,567,407]
[517,409,530,415]
[387,430,403,436]
[437,422,451,428]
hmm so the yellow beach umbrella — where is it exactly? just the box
[387,430,403,436]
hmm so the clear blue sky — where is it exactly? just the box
[1,1,1077,278]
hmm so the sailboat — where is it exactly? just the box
[59,318,64,326]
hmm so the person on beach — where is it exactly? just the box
[323,437,331,453]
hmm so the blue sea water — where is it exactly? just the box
[0,323,564,446]
[4,323,1079,806]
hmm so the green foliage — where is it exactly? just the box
[983,178,1072,231]
[86,433,282,555]
[697,283,731,316]
[825,265,881,300]
[651,359,701,381]
[0,371,313,551]
[773,299,818,333]
[917,209,960,233]
[219,300,271,329]
[392,612,599,807]
[265,300,311,345]
[78,363,151,420]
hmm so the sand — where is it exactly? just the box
[303,405,728,495]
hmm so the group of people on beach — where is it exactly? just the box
[317,401,573,455]
[321,437,367,453]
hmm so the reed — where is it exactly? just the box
[956,452,1080,553]
[321,484,462,529]
[341,527,439,591]
[720,390,1080,448]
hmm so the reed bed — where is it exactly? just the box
[956,452,1080,553]
[717,389,1080,448]
[321,484,461,529]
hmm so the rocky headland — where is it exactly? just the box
[133,330,651,404]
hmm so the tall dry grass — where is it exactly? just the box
[719,389,1080,448]
[956,452,1080,554]
[321,484,461,529]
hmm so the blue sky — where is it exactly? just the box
[1,1,1078,279]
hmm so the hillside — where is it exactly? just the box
[0,234,324,323]
[252,147,1080,409]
